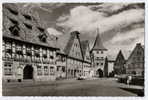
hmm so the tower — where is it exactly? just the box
[91,29,107,77]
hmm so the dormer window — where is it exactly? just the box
[37,27,44,32]
[24,23,32,30]
[9,18,18,25]
[23,14,32,20]
[38,34,47,43]
[9,24,20,36]
[7,7,18,15]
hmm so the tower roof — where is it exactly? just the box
[92,29,107,51]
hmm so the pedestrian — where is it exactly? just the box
[127,75,132,85]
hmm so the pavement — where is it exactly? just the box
[2,78,144,96]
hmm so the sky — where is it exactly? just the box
[20,3,144,59]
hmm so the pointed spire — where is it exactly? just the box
[92,28,107,51]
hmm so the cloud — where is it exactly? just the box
[57,6,105,34]
[89,3,144,16]
[47,28,63,36]
[57,5,144,37]
[105,27,144,59]
[110,28,144,45]
[88,3,130,14]
[56,4,144,58]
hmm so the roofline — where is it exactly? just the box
[108,60,115,62]
[127,43,144,61]
[91,48,108,51]
[68,56,84,62]
[3,35,60,50]
[57,52,68,56]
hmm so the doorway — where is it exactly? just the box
[23,65,33,79]
[97,69,103,78]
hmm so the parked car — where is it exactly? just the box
[77,75,86,80]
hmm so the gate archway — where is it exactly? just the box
[97,69,103,78]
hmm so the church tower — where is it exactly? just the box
[91,29,107,77]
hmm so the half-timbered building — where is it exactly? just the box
[81,40,92,78]
[57,31,84,78]
[126,43,144,76]
[3,4,59,82]
[114,50,126,75]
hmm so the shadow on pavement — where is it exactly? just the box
[120,87,144,96]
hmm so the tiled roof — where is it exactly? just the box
[57,31,83,61]
[91,30,107,51]
[3,3,58,49]
[57,31,80,55]
[115,50,125,62]
[57,32,72,55]
[81,40,89,57]
[127,43,144,61]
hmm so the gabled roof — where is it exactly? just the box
[91,29,107,51]
[57,32,74,55]
[81,40,89,57]
[115,50,125,62]
[3,3,58,49]
[127,43,144,61]
[57,31,83,60]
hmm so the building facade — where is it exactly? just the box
[91,29,107,77]
[81,40,92,78]
[3,4,58,82]
[114,50,126,75]
[56,51,67,79]
[57,31,84,78]
[126,43,144,76]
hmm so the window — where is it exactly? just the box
[50,67,54,75]
[34,47,40,57]
[26,46,32,56]
[96,57,99,60]
[4,63,12,75]
[44,66,48,75]
[37,66,42,75]
[7,7,18,15]
[57,66,60,71]
[37,27,44,32]
[101,63,103,66]
[5,41,12,58]
[50,56,54,59]
[9,18,18,25]
[23,14,32,20]
[97,51,99,54]
[16,44,23,55]
[38,34,47,43]
[96,63,99,66]
[9,24,20,36]
[101,51,103,54]
[24,23,32,30]
[62,66,65,72]
[42,49,47,59]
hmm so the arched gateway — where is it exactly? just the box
[97,69,103,78]
[23,65,33,79]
